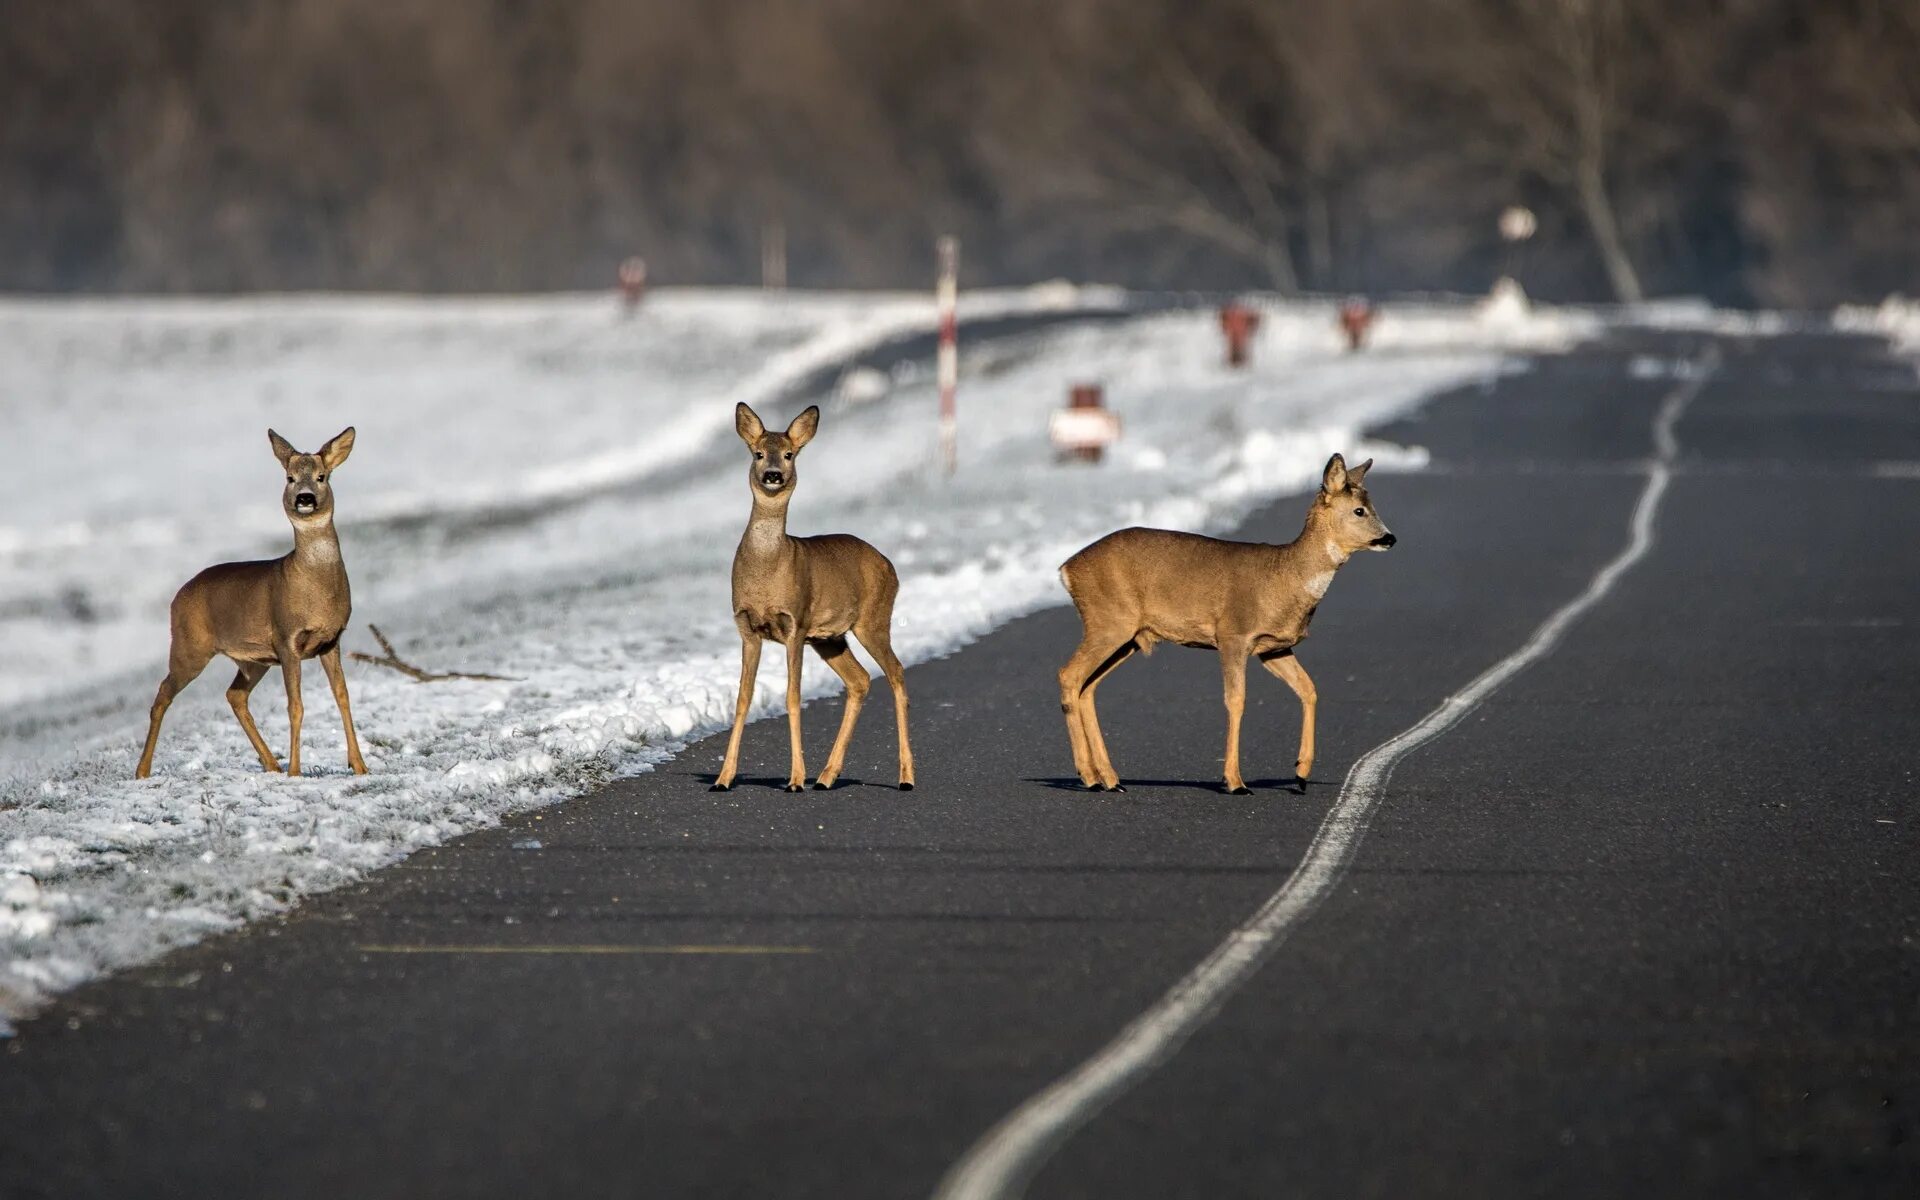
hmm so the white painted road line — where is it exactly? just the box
[933,358,1717,1200]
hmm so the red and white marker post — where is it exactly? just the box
[1337,296,1376,352]
[1218,300,1261,368]
[936,236,959,475]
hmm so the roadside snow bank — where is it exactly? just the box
[1834,295,1920,350]
[0,291,1594,1027]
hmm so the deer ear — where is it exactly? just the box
[786,404,820,449]
[1345,458,1372,487]
[319,426,355,470]
[269,429,297,467]
[736,403,766,444]
[1320,453,1348,494]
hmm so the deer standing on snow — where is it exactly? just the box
[712,403,914,792]
[135,428,368,779]
[1057,453,1395,794]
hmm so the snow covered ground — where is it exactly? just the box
[1835,295,1920,351]
[0,286,1595,1027]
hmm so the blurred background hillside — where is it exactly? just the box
[5,0,1916,304]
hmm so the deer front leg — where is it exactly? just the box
[782,634,808,792]
[319,644,369,774]
[1219,642,1251,795]
[1260,650,1316,793]
[281,646,305,777]
[712,630,761,791]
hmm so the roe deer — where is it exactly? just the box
[1057,452,1394,794]
[135,428,369,779]
[712,403,914,792]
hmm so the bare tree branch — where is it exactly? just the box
[349,625,518,684]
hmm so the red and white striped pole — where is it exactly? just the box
[936,235,959,475]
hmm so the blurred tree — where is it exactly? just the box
[0,0,1912,304]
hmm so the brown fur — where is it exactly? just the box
[135,427,368,778]
[1057,452,1394,793]
[712,403,914,791]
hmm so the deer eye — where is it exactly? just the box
[1353,507,1366,517]
[287,475,295,483]
[317,475,327,483]
[754,451,764,460]
[783,452,792,460]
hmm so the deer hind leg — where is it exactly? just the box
[226,661,282,773]
[782,632,808,792]
[1078,641,1138,792]
[712,627,762,791]
[810,636,870,790]
[1220,642,1251,795]
[135,641,214,778]
[280,646,306,777]
[1057,625,1135,790]
[318,644,369,775]
[853,615,913,791]
[1260,650,1317,792]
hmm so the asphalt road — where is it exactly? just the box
[5,327,1917,1199]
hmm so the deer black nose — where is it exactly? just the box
[295,492,317,507]
[1373,532,1397,548]
[761,471,784,487]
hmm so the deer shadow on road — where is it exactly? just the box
[1024,776,1318,797]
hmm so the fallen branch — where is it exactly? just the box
[349,625,519,683]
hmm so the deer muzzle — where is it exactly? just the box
[1370,532,1397,549]
[760,470,785,489]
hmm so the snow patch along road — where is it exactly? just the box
[0,289,1596,1028]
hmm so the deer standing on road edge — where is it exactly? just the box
[1056,452,1395,794]
[135,428,369,779]
[712,403,914,792]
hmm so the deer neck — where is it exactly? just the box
[288,516,346,578]
[1297,506,1346,560]
[739,491,795,562]
[1292,508,1351,600]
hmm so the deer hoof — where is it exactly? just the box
[708,782,731,792]
[1227,784,1251,796]
[784,783,805,793]
[898,781,914,792]
[811,779,833,791]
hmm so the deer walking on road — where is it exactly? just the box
[712,403,914,792]
[135,428,369,779]
[1057,453,1395,794]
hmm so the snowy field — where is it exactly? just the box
[1835,294,1920,351]
[0,286,1595,1026]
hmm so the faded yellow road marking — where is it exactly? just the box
[358,944,818,956]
